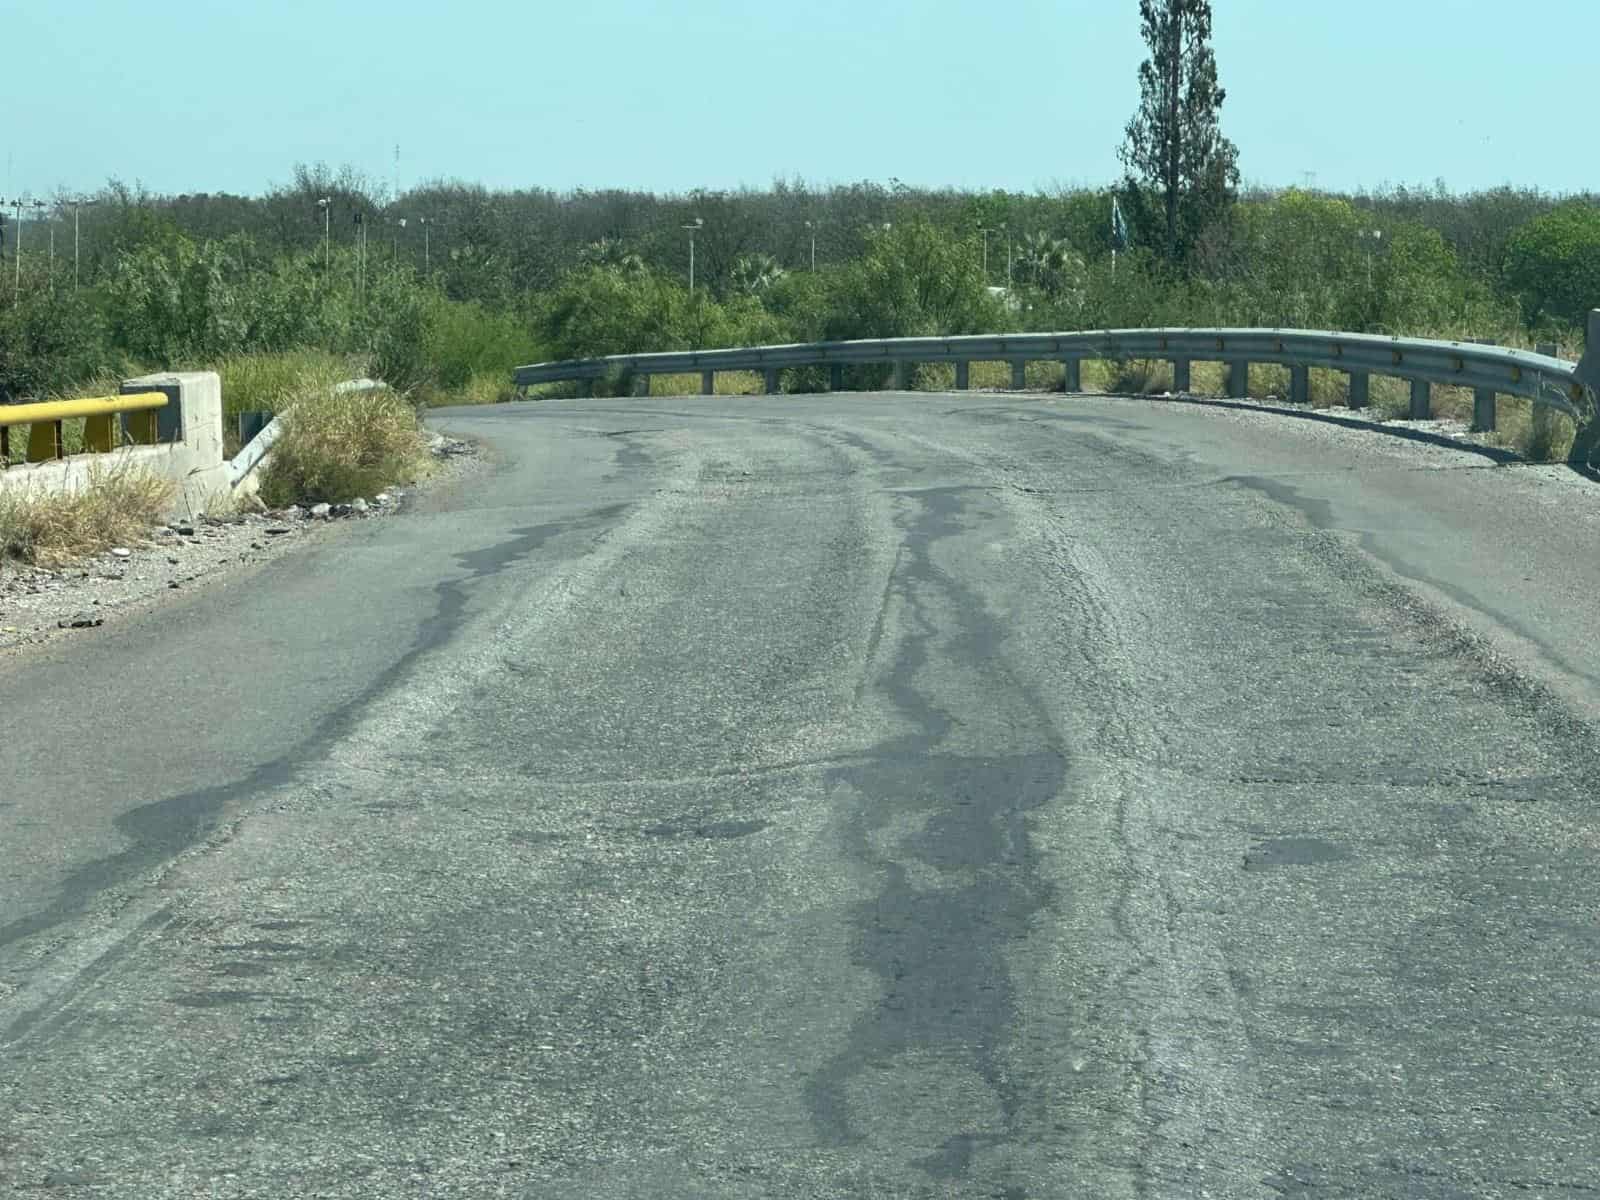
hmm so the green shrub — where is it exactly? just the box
[258,383,430,507]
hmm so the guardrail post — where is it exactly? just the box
[828,363,844,392]
[633,373,651,398]
[1472,386,1496,432]
[1062,359,1080,393]
[1467,338,1496,431]
[893,361,911,390]
[1010,360,1027,390]
[1290,364,1310,405]
[1568,311,1600,468]
[1347,371,1370,409]
[1409,378,1430,419]
[1533,342,1558,449]
[955,361,969,391]
[701,370,715,396]
[1227,360,1249,398]
[762,367,779,394]
[26,421,64,462]
[1171,358,1191,393]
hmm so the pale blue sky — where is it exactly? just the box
[7,0,1596,200]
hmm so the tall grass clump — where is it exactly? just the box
[258,383,430,507]
[216,349,358,421]
[0,465,174,568]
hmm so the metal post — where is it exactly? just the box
[1409,378,1430,420]
[13,200,22,301]
[1472,387,1496,432]
[1347,371,1370,409]
[1172,358,1191,393]
[763,367,779,394]
[1011,360,1027,390]
[893,360,910,390]
[73,204,80,292]
[1466,338,1495,432]
[1062,359,1081,393]
[1228,360,1249,398]
[633,373,651,398]
[700,370,715,396]
[1290,364,1310,406]
[1534,342,1558,450]
[828,363,844,392]
[954,361,969,391]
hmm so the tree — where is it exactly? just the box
[1118,0,1239,266]
[729,253,786,295]
[1505,203,1600,330]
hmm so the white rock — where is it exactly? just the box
[310,503,332,519]
[352,498,370,514]
[110,547,132,559]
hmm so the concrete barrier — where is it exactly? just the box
[0,371,228,517]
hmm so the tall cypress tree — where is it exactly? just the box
[1118,0,1239,265]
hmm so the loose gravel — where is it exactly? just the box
[0,434,480,656]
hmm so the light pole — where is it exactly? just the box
[419,216,431,273]
[353,209,366,304]
[682,217,703,291]
[316,197,330,269]
[71,198,96,292]
[1002,223,1012,290]
[977,225,992,284]
[33,201,50,289]
[11,197,23,301]
[805,220,817,271]
[1358,228,1382,290]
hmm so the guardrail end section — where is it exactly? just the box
[1568,310,1600,467]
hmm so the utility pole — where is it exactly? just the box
[805,219,817,271]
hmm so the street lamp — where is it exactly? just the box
[10,197,23,301]
[977,225,992,284]
[805,219,817,271]
[681,217,703,291]
[316,197,331,269]
[27,200,48,290]
[1358,228,1382,289]
[70,197,96,292]
[419,216,431,273]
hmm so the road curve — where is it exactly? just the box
[4,392,1600,1198]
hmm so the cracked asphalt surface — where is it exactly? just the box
[5,392,1600,1197]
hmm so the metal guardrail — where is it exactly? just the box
[513,328,1585,429]
[226,378,387,489]
[0,392,168,466]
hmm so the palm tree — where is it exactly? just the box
[1016,232,1083,297]
[729,252,786,295]
[581,237,646,277]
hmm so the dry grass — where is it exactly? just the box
[0,464,174,568]
[258,384,431,507]
[218,350,358,419]
[647,371,765,397]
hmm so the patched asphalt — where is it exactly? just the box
[4,392,1600,1197]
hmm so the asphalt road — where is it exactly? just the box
[5,392,1600,1198]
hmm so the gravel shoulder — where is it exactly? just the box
[0,433,481,658]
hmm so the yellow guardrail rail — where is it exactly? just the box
[0,392,168,465]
